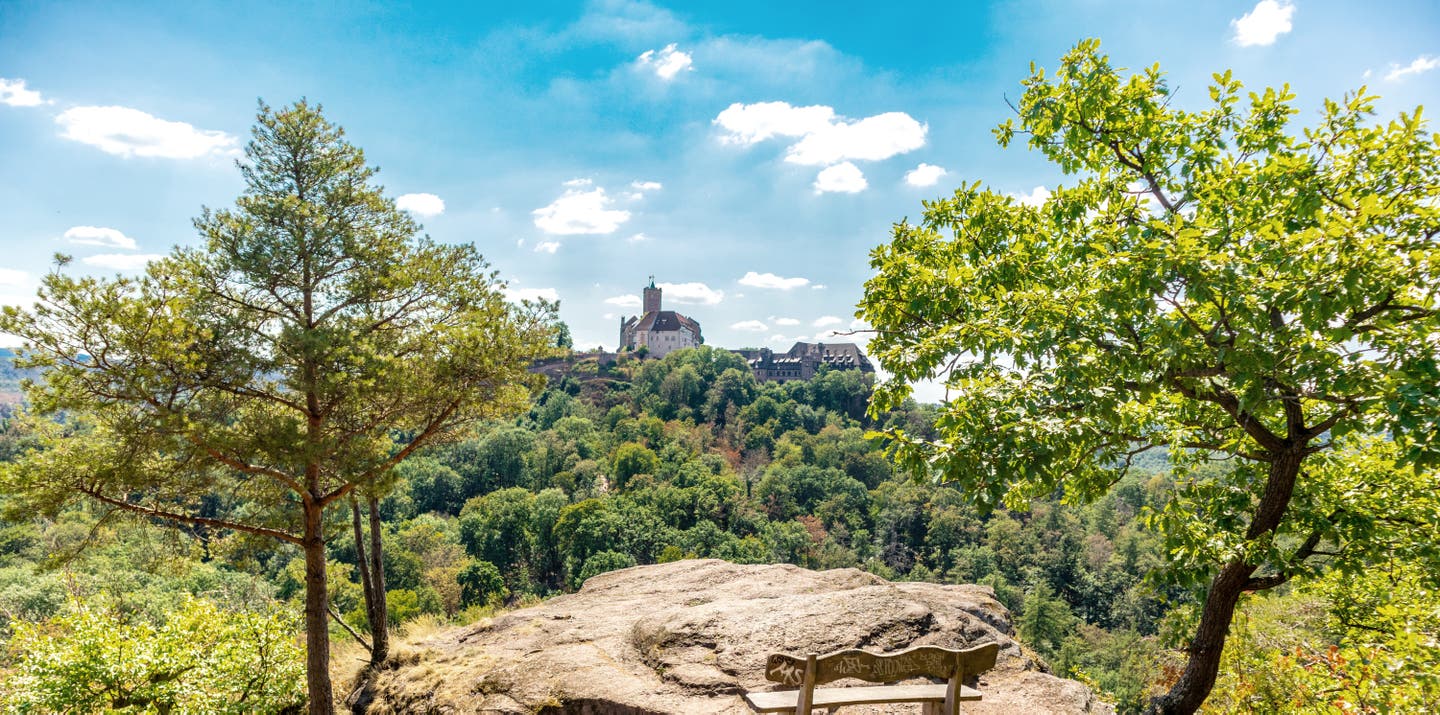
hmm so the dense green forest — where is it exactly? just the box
[3,345,1434,712]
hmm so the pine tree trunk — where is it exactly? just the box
[303,500,335,715]
[351,496,380,665]
[367,494,389,663]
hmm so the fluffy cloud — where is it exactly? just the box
[631,180,662,191]
[605,295,642,308]
[56,106,237,159]
[63,226,137,250]
[730,320,768,332]
[396,193,445,217]
[767,334,792,344]
[813,162,868,194]
[812,316,842,328]
[714,101,926,168]
[533,185,632,235]
[636,43,694,80]
[504,287,560,303]
[905,163,948,187]
[739,271,810,290]
[772,317,800,326]
[1386,56,1440,82]
[0,78,47,107]
[628,232,651,243]
[534,241,561,254]
[1012,186,1052,207]
[1231,1,1295,47]
[82,253,163,271]
[786,113,926,166]
[659,281,724,305]
[714,102,837,145]
[0,268,28,286]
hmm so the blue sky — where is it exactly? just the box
[2,0,1437,398]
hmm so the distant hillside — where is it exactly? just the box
[0,348,40,406]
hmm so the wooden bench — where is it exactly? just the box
[744,642,999,714]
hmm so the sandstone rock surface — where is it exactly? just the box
[355,559,1113,714]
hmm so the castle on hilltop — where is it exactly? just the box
[614,278,874,383]
[618,277,704,359]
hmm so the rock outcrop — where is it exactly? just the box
[354,559,1113,714]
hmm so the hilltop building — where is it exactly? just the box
[734,341,875,383]
[618,277,704,358]
[613,278,874,382]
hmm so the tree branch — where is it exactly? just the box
[78,487,303,545]
[328,604,371,651]
[319,398,465,507]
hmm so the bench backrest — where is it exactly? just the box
[765,642,999,686]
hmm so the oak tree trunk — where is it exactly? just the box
[1148,450,1305,714]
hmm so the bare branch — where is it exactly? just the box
[78,487,303,545]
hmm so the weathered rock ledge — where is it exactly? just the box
[353,559,1113,714]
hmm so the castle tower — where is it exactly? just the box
[642,275,662,314]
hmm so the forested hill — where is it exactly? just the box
[365,345,1182,708]
[0,348,36,407]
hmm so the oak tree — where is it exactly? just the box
[0,101,557,714]
[860,40,1439,714]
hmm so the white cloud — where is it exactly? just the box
[563,178,593,187]
[1386,56,1440,82]
[811,284,827,290]
[504,287,560,303]
[714,101,927,168]
[713,101,837,145]
[786,113,927,166]
[658,281,724,305]
[767,334,792,344]
[605,295,642,308]
[905,163,948,187]
[534,241,561,254]
[628,232,650,243]
[63,226,137,250]
[396,193,445,217]
[631,180,662,191]
[0,268,28,286]
[56,106,237,159]
[1231,1,1295,47]
[813,316,842,328]
[772,317,800,326]
[740,271,810,290]
[1012,186,1052,207]
[636,43,694,80]
[0,78,47,107]
[814,162,868,194]
[533,186,632,235]
[82,253,163,271]
[731,320,768,332]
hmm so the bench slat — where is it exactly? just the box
[744,684,983,712]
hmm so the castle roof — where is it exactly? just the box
[632,310,701,334]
